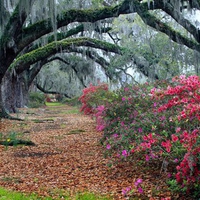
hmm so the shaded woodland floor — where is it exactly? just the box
[0,104,183,199]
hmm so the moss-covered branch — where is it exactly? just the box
[18,3,120,49]
[153,0,200,43]
[19,24,112,57]
[12,37,122,73]
[12,0,200,56]
[1,0,34,47]
[135,1,200,52]
[17,0,136,52]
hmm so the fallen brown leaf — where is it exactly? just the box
[0,105,184,199]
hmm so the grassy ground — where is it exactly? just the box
[45,102,80,114]
[0,187,110,200]
[0,187,47,200]
[45,102,64,107]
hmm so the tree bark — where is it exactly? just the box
[1,71,29,113]
[0,86,9,118]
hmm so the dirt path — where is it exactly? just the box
[0,105,170,199]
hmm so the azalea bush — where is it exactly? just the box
[80,75,200,197]
[101,83,156,153]
[150,75,200,196]
[79,83,118,131]
[79,83,116,115]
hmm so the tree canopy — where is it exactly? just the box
[1,0,200,117]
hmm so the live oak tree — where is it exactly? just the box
[1,0,200,118]
[111,12,200,82]
[36,55,97,97]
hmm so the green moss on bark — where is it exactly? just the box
[11,37,122,73]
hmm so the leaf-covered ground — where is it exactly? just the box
[0,105,177,199]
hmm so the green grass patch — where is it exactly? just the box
[60,124,67,128]
[0,139,35,146]
[32,118,54,123]
[1,177,22,184]
[74,192,111,200]
[45,102,64,106]
[0,187,51,200]
[0,187,111,200]
[66,129,85,135]
[61,108,80,114]
[0,131,35,147]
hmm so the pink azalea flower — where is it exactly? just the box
[122,97,126,101]
[161,140,172,152]
[124,87,129,92]
[136,179,143,184]
[145,154,150,161]
[138,187,143,194]
[121,189,126,196]
[173,158,178,163]
[131,149,135,153]
[176,127,181,133]
[135,178,143,186]
[106,144,111,150]
[168,173,171,178]
[138,127,143,133]
[113,133,118,138]
[122,150,128,157]
[122,186,131,196]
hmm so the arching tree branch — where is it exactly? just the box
[12,37,122,73]
[36,83,71,98]
[135,2,200,52]
[46,56,87,87]
[153,0,200,43]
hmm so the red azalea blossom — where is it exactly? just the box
[171,134,179,142]
[161,140,172,152]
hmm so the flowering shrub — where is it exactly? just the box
[80,76,200,198]
[101,82,170,160]
[95,105,106,131]
[151,75,200,195]
[79,83,109,115]
[79,83,117,130]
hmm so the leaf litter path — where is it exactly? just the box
[0,105,171,200]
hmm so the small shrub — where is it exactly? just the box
[63,96,82,107]
[0,131,35,147]
[28,92,45,108]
